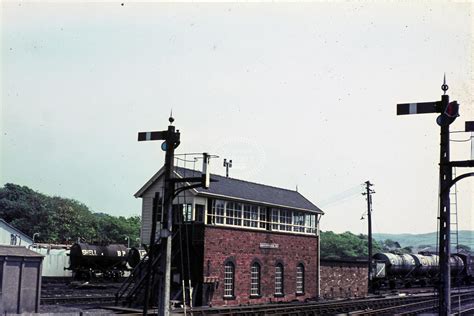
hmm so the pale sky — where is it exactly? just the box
[1,1,473,234]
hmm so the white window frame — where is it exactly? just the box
[296,264,304,294]
[250,262,261,296]
[275,264,284,295]
[224,262,235,298]
[214,200,225,224]
[209,199,317,236]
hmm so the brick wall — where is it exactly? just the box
[320,260,368,299]
[202,225,318,306]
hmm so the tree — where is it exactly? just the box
[0,183,140,245]
[320,231,383,259]
[382,239,401,250]
[456,244,471,253]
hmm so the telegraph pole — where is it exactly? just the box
[362,181,375,293]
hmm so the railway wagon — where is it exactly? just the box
[68,243,129,280]
[127,247,147,269]
[372,252,473,289]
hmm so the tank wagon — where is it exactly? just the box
[68,243,129,280]
[372,252,474,289]
[127,247,147,269]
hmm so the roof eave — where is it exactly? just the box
[134,166,166,198]
[194,191,324,214]
[134,166,200,198]
[0,219,34,243]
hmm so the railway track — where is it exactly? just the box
[349,291,474,315]
[41,294,116,305]
[183,288,474,315]
[41,280,121,305]
[185,295,431,315]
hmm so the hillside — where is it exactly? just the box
[373,231,474,250]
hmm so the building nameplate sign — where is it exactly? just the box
[259,243,279,249]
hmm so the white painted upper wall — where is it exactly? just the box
[0,220,33,247]
[138,175,201,244]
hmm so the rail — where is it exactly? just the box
[349,291,474,315]
[183,289,474,316]
[186,295,434,315]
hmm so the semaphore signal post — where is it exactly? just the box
[397,76,474,315]
[137,116,214,316]
[397,76,457,315]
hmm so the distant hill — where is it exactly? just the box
[373,231,474,251]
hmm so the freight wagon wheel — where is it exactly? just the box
[371,281,381,291]
[112,271,121,282]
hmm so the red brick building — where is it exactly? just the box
[320,259,368,299]
[135,167,324,307]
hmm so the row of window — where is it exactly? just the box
[223,261,305,298]
[10,234,22,246]
[208,200,317,234]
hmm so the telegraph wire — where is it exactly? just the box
[319,183,365,208]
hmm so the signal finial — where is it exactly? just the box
[441,73,449,94]
[169,109,174,124]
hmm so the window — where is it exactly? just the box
[182,204,192,222]
[195,204,205,223]
[275,263,284,295]
[259,207,267,229]
[305,214,317,234]
[226,202,242,226]
[209,199,316,235]
[10,234,17,245]
[173,204,192,223]
[280,210,292,231]
[243,205,260,228]
[292,212,305,232]
[296,264,304,294]
[250,262,261,296]
[224,262,235,298]
[271,209,279,230]
[214,200,225,224]
[207,203,215,224]
[235,203,242,226]
[225,202,234,225]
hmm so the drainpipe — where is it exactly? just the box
[317,214,321,299]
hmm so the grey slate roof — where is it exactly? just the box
[0,245,44,258]
[174,167,323,214]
